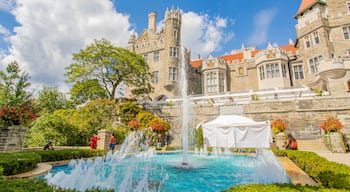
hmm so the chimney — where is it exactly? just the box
[148,12,157,33]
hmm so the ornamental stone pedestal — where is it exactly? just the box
[0,125,28,151]
[324,132,346,153]
[97,129,112,150]
[276,132,286,149]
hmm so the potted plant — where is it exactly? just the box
[319,114,346,153]
[270,116,288,149]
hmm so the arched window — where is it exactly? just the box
[347,80,350,91]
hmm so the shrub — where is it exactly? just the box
[0,152,41,175]
[272,149,350,190]
[0,149,105,176]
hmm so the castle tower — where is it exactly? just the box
[163,7,182,95]
[294,0,350,96]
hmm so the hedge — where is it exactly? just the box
[272,149,350,189]
[0,149,105,176]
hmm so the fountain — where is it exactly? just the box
[179,46,190,166]
[44,43,290,192]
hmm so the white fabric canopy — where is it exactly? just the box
[202,115,272,148]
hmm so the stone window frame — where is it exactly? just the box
[259,66,265,80]
[143,54,148,62]
[281,63,288,78]
[293,64,305,80]
[313,31,320,45]
[169,47,179,58]
[347,79,350,92]
[152,71,159,84]
[153,51,160,62]
[207,71,218,93]
[168,67,177,81]
[343,26,350,40]
[265,63,280,78]
[219,71,225,92]
[308,55,323,74]
[305,35,312,48]
[347,1,350,14]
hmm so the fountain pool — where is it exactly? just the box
[45,148,290,192]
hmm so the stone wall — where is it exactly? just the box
[162,95,350,145]
[0,125,27,151]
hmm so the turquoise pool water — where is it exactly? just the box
[45,151,290,192]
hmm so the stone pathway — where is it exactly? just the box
[313,151,350,167]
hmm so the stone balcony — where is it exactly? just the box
[318,58,346,79]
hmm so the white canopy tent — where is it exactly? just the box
[202,115,272,148]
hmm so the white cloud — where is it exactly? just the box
[0,0,16,11]
[0,24,10,36]
[182,11,233,60]
[1,0,131,93]
[248,8,278,46]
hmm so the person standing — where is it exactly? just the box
[109,133,117,151]
[90,134,100,149]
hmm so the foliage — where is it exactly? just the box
[271,116,288,134]
[135,110,156,129]
[117,101,141,124]
[223,183,348,192]
[26,99,118,147]
[65,38,153,100]
[69,79,107,105]
[0,152,41,175]
[195,127,204,148]
[149,117,170,132]
[273,149,350,190]
[0,179,114,192]
[0,105,36,126]
[0,149,105,176]
[319,114,344,132]
[127,118,140,130]
[108,126,129,145]
[36,86,71,115]
[0,61,35,127]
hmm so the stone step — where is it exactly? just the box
[297,139,329,152]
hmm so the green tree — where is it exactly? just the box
[36,86,71,114]
[0,61,35,126]
[65,38,153,101]
[0,61,31,107]
[69,79,107,105]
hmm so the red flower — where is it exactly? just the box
[320,115,344,132]
[0,105,36,126]
[128,118,140,129]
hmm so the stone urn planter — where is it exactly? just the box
[324,131,346,153]
[0,125,28,151]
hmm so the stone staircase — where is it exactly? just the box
[297,138,330,152]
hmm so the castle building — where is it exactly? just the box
[127,8,201,99]
[128,0,350,99]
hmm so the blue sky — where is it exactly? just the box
[0,0,301,93]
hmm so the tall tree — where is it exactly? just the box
[36,86,71,114]
[65,39,153,101]
[0,61,31,107]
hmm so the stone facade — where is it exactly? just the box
[127,8,202,99]
[162,96,350,145]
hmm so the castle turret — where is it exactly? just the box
[148,12,157,33]
[128,31,136,51]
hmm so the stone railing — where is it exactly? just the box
[318,58,346,79]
